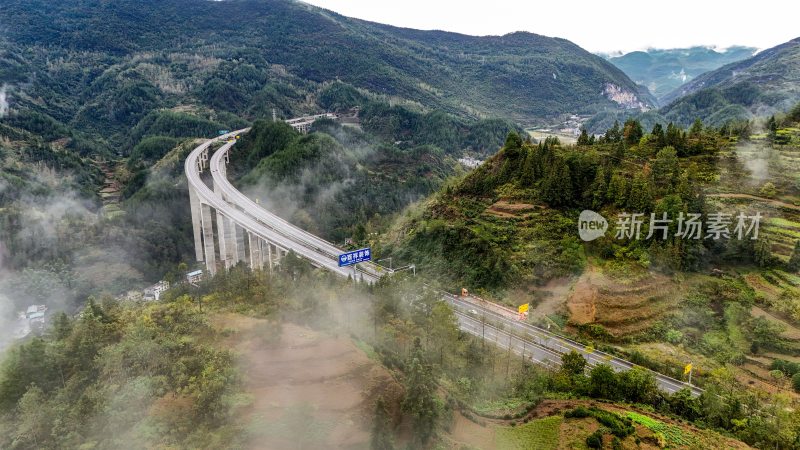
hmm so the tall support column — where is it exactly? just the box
[200,203,216,275]
[189,186,204,262]
[223,215,237,267]
[248,232,262,269]
[216,212,229,269]
[267,241,273,273]
[258,239,266,268]
[235,225,246,263]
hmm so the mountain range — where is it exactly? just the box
[605,46,756,102]
[0,0,654,149]
[660,37,800,125]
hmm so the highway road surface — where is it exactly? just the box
[186,129,703,397]
[186,131,380,282]
[446,293,702,396]
[209,137,390,281]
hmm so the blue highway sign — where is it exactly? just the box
[338,248,371,267]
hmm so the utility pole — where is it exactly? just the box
[506,334,512,377]
[481,313,486,350]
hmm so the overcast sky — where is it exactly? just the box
[302,0,799,54]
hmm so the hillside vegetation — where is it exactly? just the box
[231,119,462,242]
[0,259,765,449]
[660,38,800,126]
[606,46,755,102]
[0,0,652,146]
[385,107,800,420]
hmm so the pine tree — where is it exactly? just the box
[504,131,523,149]
[627,173,654,213]
[623,118,643,146]
[51,312,72,340]
[540,157,573,207]
[520,147,539,186]
[371,397,394,450]
[651,146,679,193]
[605,121,622,143]
[589,165,608,209]
[650,123,665,149]
[755,237,773,267]
[767,115,778,140]
[689,118,704,136]
[402,338,439,445]
[577,128,591,146]
[606,173,629,208]
[665,122,686,154]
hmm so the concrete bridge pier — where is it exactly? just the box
[215,211,228,269]
[200,203,217,276]
[189,186,204,263]
[235,225,246,263]
[248,232,262,269]
[265,240,273,273]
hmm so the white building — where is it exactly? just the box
[458,156,484,169]
[143,280,170,301]
[186,270,203,285]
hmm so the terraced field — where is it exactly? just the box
[566,265,684,337]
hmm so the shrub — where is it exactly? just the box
[665,329,684,344]
[564,407,591,418]
[759,182,777,198]
[586,430,603,448]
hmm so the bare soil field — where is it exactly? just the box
[212,313,403,450]
[485,200,540,218]
[566,265,682,336]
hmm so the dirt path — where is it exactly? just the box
[709,193,800,211]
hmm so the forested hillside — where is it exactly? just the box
[660,37,800,126]
[1,1,798,448]
[0,0,652,143]
[606,46,755,102]
[0,258,765,449]
[382,106,800,438]
[229,119,461,242]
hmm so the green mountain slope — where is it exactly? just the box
[660,38,800,125]
[0,0,652,136]
[605,46,755,102]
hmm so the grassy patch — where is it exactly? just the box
[626,411,698,447]
[473,397,528,416]
[494,415,561,450]
[352,338,379,360]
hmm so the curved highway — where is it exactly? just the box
[209,138,390,281]
[185,131,379,282]
[186,128,702,397]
